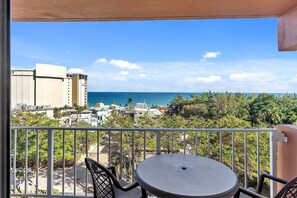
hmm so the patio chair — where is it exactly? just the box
[85,157,147,198]
[234,173,297,198]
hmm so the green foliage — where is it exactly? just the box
[12,92,297,188]
[102,92,297,185]
[170,92,297,126]
[11,112,96,168]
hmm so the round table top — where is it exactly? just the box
[136,154,238,198]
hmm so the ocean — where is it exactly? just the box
[88,92,289,107]
[88,92,198,107]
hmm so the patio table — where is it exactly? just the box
[136,153,238,198]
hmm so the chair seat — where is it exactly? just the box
[240,187,257,198]
[113,180,143,198]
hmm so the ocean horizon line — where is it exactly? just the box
[87,92,296,107]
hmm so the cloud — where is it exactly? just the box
[139,73,146,77]
[85,58,297,92]
[230,72,275,82]
[67,68,85,74]
[94,58,108,64]
[109,59,141,70]
[94,58,141,70]
[113,77,126,81]
[230,73,249,81]
[201,51,221,62]
[196,75,221,83]
[120,71,129,75]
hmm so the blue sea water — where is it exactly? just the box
[88,92,198,107]
[88,92,289,107]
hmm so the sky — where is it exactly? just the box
[11,18,297,93]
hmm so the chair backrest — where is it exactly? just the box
[85,158,115,198]
[275,177,297,198]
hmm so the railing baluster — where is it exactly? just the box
[143,131,146,160]
[13,129,17,195]
[220,131,222,162]
[257,132,260,179]
[25,129,28,195]
[171,132,174,153]
[244,131,248,188]
[120,130,123,180]
[195,131,198,155]
[47,129,54,198]
[62,130,65,196]
[132,131,135,180]
[74,129,77,196]
[97,130,100,162]
[183,131,186,154]
[36,130,39,195]
[108,130,111,166]
[207,131,210,158]
[156,131,161,155]
[232,131,235,171]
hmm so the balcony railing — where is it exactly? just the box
[10,127,279,197]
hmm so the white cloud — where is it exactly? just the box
[196,75,221,83]
[119,71,129,75]
[95,58,142,70]
[201,51,222,62]
[85,58,297,92]
[230,73,249,81]
[67,68,85,74]
[139,73,146,77]
[230,72,275,82]
[113,77,126,81]
[94,58,108,64]
[109,59,141,70]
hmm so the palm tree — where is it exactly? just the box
[127,98,133,108]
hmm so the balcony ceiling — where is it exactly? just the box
[12,0,297,21]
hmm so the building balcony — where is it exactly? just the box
[10,126,291,198]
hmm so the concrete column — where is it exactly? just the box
[278,6,297,51]
[0,0,11,197]
[276,125,297,190]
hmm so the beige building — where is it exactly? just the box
[11,64,87,108]
[71,73,88,106]
[11,69,35,108]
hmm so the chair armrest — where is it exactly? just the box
[235,187,267,198]
[257,173,288,193]
[121,181,139,191]
[106,165,116,177]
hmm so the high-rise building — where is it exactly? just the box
[72,74,88,106]
[11,64,88,108]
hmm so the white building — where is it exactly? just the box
[79,110,93,123]
[11,64,87,108]
[136,103,148,109]
[148,108,162,116]
[97,109,112,125]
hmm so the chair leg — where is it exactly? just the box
[234,188,241,198]
[141,187,147,198]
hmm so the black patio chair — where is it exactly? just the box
[235,173,297,198]
[85,157,147,198]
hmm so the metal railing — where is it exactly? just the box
[10,127,280,197]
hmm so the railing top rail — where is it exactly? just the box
[11,126,277,132]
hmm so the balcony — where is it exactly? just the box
[10,126,288,198]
